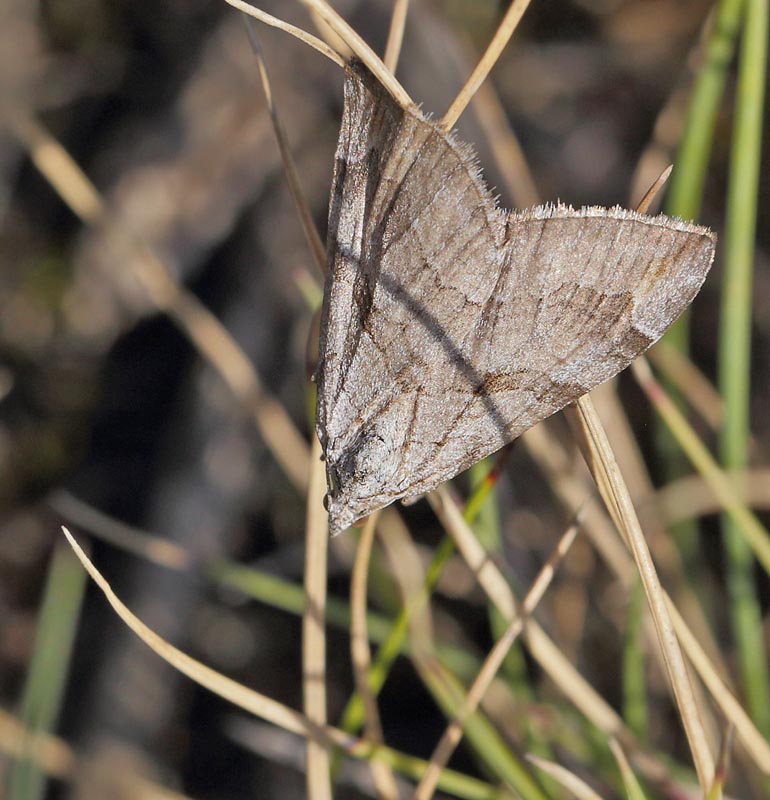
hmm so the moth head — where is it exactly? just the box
[322,427,401,535]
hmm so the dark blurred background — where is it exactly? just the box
[1,0,767,798]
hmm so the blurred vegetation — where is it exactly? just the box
[0,0,768,798]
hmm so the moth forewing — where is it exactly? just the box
[316,62,715,535]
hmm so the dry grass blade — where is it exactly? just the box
[518,398,747,786]
[570,396,714,790]
[435,21,539,208]
[8,110,310,492]
[48,491,191,570]
[647,343,723,430]
[383,0,409,73]
[376,509,436,659]
[710,726,735,800]
[69,473,764,774]
[223,0,345,66]
[350,514,382,740]
[0,709,74,781]
[7,111,104,221]
[526,754,604,800]
[523,424,633,582]
[440,29,717,785]
[525,402,770,775]
[441,0,534,129]
[0,709,194,799]
[632,357,770,575]
[589,384,727,701]
[630,83,690,208]
[427,488,513,616]
[636,165,674,214]
[664,596,770,774]
[61,531,504,798]
[61,527,333,745]
[297,0,413,108]
[529,427,770,773]
[350,513,399,800]
[303,436,332,800]
[413,520,580,800]
[444,63,717,788]
[244,17,327,276]
[426,478,717,793]
[656,470,770,524]
[608,739,648,800]
[426,486,632,740]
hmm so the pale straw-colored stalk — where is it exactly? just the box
[350,513,399,799]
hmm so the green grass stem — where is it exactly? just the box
[6,543,87,800]
[660,0,746,560]
[622,577,648,740]
[634,359,770,576]
[718,0,770,738]
[665,0,746,223]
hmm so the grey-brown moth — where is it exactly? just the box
[316,61,716,535]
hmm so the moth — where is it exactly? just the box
[316,61,715,535]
